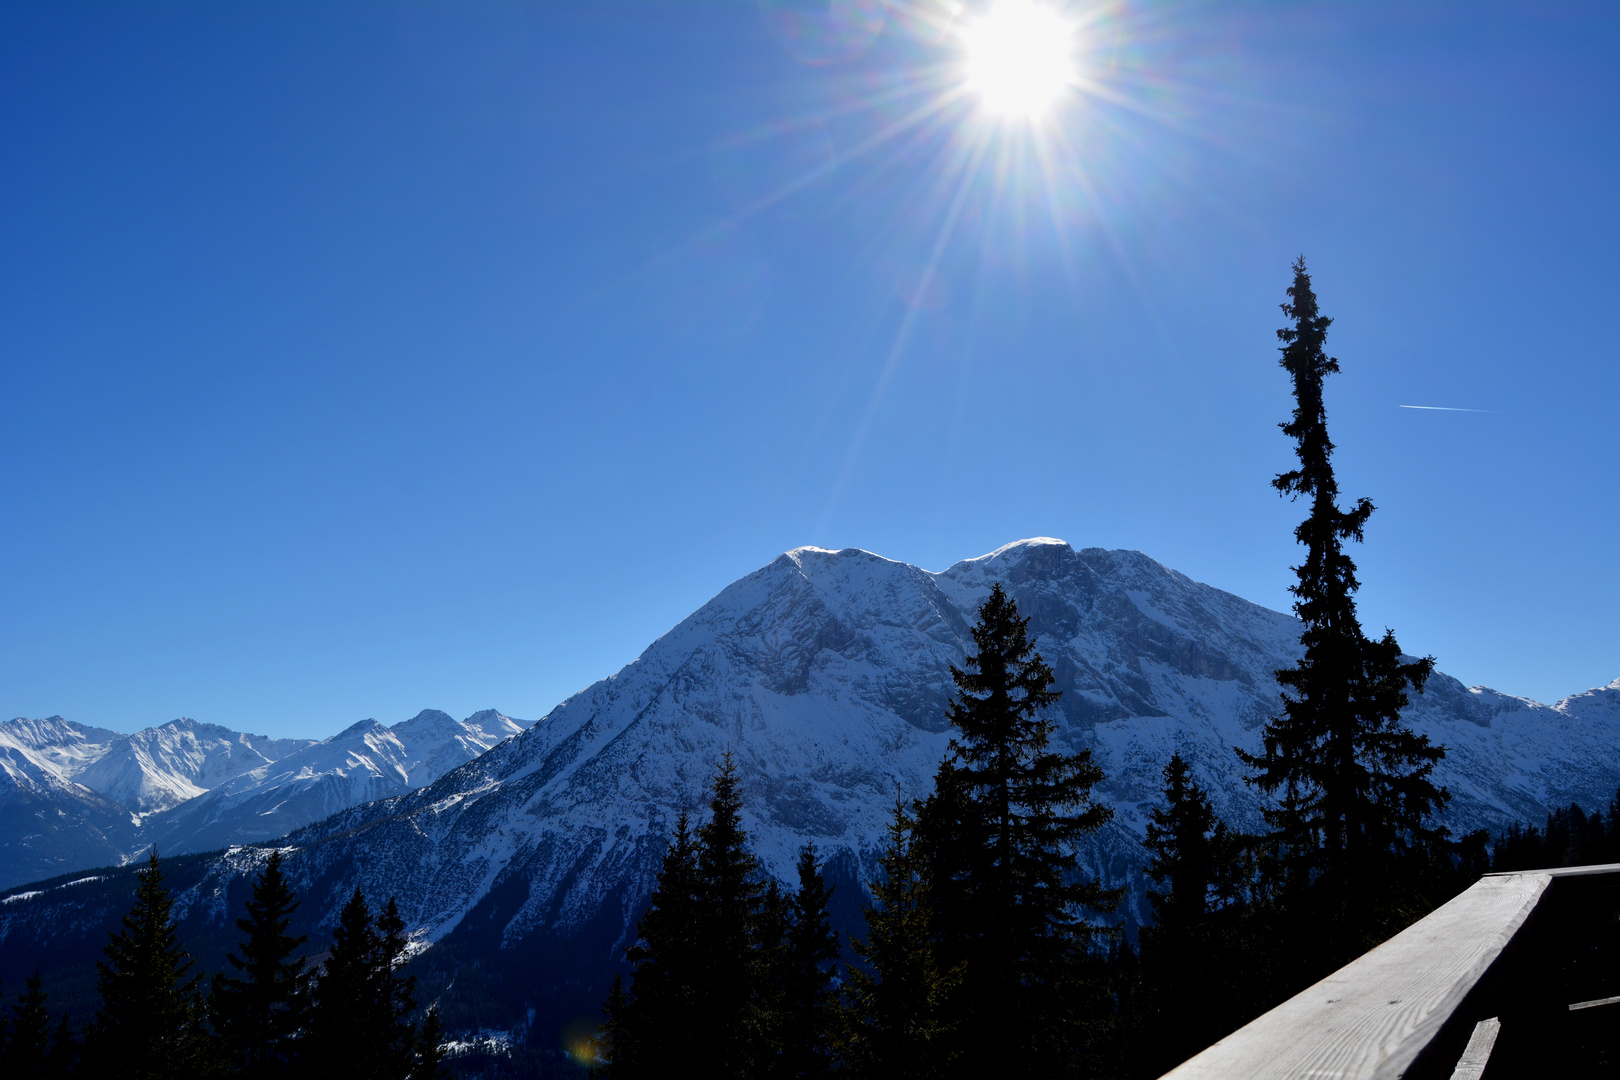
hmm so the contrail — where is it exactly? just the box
[1399,404,1494,413]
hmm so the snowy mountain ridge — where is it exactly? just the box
[0,710,531,888]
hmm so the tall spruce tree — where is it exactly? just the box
[47,1014,77,1079]
[1143,755,1242,935]
[601,812,704,1078]
[306,889,421,1080]
[1238,259,1449,959]
[778,844,840,1080]
[842,793,958,1080]
[409,1006,447,1080]
[694,753,770,1080]
[210,850,310,1077]
[4,974,77,1080]
[1137,755,1250,1075]
[83,849,212,1080]
[601,757,778,1080]
[375,898,421,1072]
[915,583,1115,1077]
[307,889,378,1080]
[5,972,53,1079]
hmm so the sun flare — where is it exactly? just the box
[960,0,1078,122]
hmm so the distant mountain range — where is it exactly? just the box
[2,539,1615,1048]
[0,710,530,888]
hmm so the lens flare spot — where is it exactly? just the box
[960,0,1079,121]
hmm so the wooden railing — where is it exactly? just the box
[1158,862,1620,1079]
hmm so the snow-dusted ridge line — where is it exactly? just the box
[0,709,532,889]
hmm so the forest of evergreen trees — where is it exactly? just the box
[0,850,447,1080]
[3,262,1614,1079]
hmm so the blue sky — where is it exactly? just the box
[3,1,1615,739]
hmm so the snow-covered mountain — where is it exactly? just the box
[142,710,532,854]
[0,719,140,886]
[0,710,530,888]
[75,718,314,814]
[3,540,1614,1042]
[279,540,1615,939]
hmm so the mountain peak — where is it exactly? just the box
[393,709,458,732]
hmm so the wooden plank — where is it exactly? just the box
[1158,873,1550,1080]
[1568,995,1620,1011]
[1484,860,1620,880]
[1446,1017,1499,1080]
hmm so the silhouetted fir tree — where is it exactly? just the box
[599,812,704,1079]
[594,975,630,1078]
[755,877,792,1075]
[1135,755,1252,1076]
[777,844,840,1080]
[602,758,783,1079]
[409,1006,447,1080]
[1237,259,1448,965]
[842,793,958,1080]
[914,583,1116,1078]
[694,753,770,1080]
[82,849,212,1080]
[307,889,379,1079]
[306,889,421,1080]
[5,972,52,1078]
[47,1013,78,1078]
[210,850,310,1077]
[1144,756,1243,932]
[375,898,421,1072]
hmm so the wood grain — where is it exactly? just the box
[1157,873,1551,1080]
[1446,1017,1499,1080]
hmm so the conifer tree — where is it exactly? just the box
[1137,755,1249,1075]
[842,794,957,1080]
[778,844,840,1080]
[601,760,839,1079]
[1143,755,1241,934]
[409,1006,447,1080]
[755,877,792,1075]
[47,1013,77,1078]
[83,849,212,1080]
[694,753,769,1080]
[915,583,1115,1077]
[5,972,53,1078]
[595,975,631,1077]
[307,889,379,1079]
[601,811,704,1078]
[307,889,421,1080]
[376,897,421,1073]
[210,850,310,1077]
[1238,259,1449,960]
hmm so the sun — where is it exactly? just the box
[959,0,1079,122]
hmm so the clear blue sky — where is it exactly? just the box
[3,1,1615,739]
